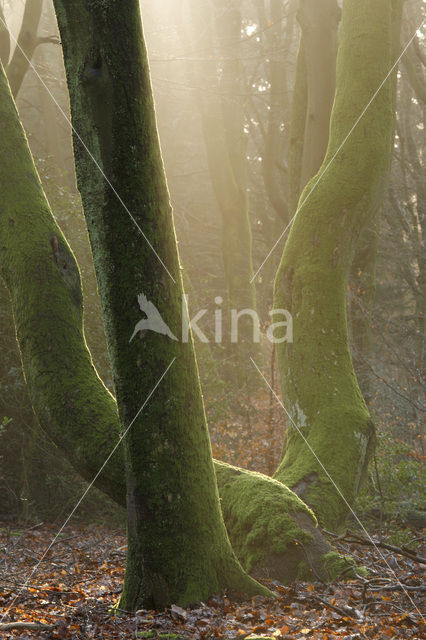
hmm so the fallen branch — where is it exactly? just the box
[0,621,56,631]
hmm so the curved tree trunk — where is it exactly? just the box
[274,0,400,531]
[0,61,124,506]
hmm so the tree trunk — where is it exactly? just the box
[261,0,297,225]
[52,0,271,610]
[274,0,399,530]
[288,0,340,212]
[298,0,340,192]
[0,60,124,506]
[348,0,403,405]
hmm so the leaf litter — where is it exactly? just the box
[0,523,424,639]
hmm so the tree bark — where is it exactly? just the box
[0,60,124,506]
[274,0,399,530]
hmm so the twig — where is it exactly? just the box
[343,530,426,565]
[314,595,362,620]
[321,528,426,565]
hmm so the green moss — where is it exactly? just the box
[273,0,398,530]
[321,551,366,581]
[215,461,315,573]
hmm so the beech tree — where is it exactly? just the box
[49,0,276,611]
[0,0,404,613]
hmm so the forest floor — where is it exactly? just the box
[0,522,424,639]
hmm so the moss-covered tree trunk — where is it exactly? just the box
[52,0,271,610]
[0,61,125,506]
[274,0,400,530]
[348,1,403,404]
